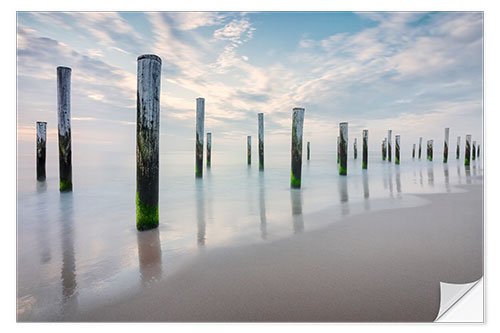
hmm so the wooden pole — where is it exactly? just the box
[290,108,305,188]
[362,130,368,169]
[443,127,449,163]
[472,141,476,160]
[195,98,205,177]
[465,135,471,166]
[258,113,264,170]
[307,141,310,160]
[387,130,392,162]
[418,137,422,159]
[339,122,348,175]
[247,136,251,165]
[36,121,47,181]
[206,133,212,167]
[395,135,400,164]
[57,66,72,192]
[412,143,415,159]
[456,136,460,159]
[136,54,162,231]
[353,138,358,159]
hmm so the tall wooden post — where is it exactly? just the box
[465,135,471,166]
[307,141,310,160]
[429,140,434,161]
[456,136,460,159]
[136,54,162,231]
[258,113,264,170]
[353,138,358,159]
[290,108,305,188]
[362,130,368,169]
[395,135,400,164]
[195,98,205,177]
[387,130,392,162]
[412,144,415,159]
[381,139,385,160]
[337,136,340,164]
[443,127,449,163]
[206,133,212,167]
[57,66,72,192]
[247,136,251,165]
[36,121,47,181]
[339,122,348,176]
[418,137,422,159]
[472,141,476,160]
[477,144,480,158]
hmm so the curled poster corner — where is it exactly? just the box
[435,278,482,322]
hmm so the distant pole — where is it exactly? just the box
[387,130,392,162]
[353,138,358,159]
[427,140,430,160]
[206,133,212,167]
[465,135,471,166]
[443,128,449,163]
[477,144,480,158]
[429,140,434,161]
[247,136,251,165]
[339,122,348,175]
[362,130,368,169]
[456,136,460,159]
[195,98,205,177]
[418,137,422,159]
[290,108,305,188]
[395,135,400,164]
[136,54,162,231]
[472,141,476,160]
[258,113,264,170]
[381,139,385,160]
[337,136,340,164]
[412,144,416,159]
[307,141,310,160]
[57,66,72,192]
[36,121,47,181]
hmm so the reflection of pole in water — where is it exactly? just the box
[36,182,51,264]
[396,167,402,194]
[444,164,450,192]
[338,177,349,215]
[465,165,471,184]
[195,180,206,246]
[59,193,77,315]
[290,189,304,233]
[419,169,423,187]
[362,171,370,211]
[258,173,267,240]
[137,228,162,284]
[427,164,434,186]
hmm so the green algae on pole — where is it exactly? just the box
[443,127,449,163]
[362,130,368,169]
[247,136,251,165]
[465,135,471,166]
[353,138,358,159]
[395,135,400,165]
[136,54,162,231]
[418,137,422,159]
[382,138,387,161]
[456,136,460,159]
[206,133,212,167]
[195,98,205,177]
[57,66,73,192]
[472,141,476,160]
[307,141,310,160]
[337,136,340,164]
[290,108,305,188]
[412,144,416,159]
[258,113,264,170]
[387,130,392,162]
[429,140,434,161]
[36,121,47,181]
[339,122,348,176]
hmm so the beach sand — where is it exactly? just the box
[64,184,483,322]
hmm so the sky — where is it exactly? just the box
[16,11,483,156]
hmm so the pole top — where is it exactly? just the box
[196,97,205,101]
[138,54,162,64]
[340,122,348,125]
[36,121,47,124]
[57,66,72,72]
[293,107,305,112]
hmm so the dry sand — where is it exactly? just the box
[68,184,483,322]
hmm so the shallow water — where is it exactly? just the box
[16,149,483,321]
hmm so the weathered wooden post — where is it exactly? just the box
[290,108,305,188]
[337,136,340,164]
[247,136,251,165]
[136,54,162,231]
[477,144,480,158]
[382,138,387,161]
[418,137,422,159]
[429,139,434,161]
[353,138,358,159]
[362,130,368,169]
[443,128,449,163]
[57,66,73,192]
[387,130,392,162]
[339,122,348,175]
[195,98,205,177]
[206,133,212,167]
[395,135,400,164]
[426,140,430,160]
[456,136,460,159]
[307,141,310,160]
[472,141,476,160]
[412,144,416,159]
[258,113,264,169]
[36,121,47,181]
[465,135,471,166]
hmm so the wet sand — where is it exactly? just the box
[62,184,483,322]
